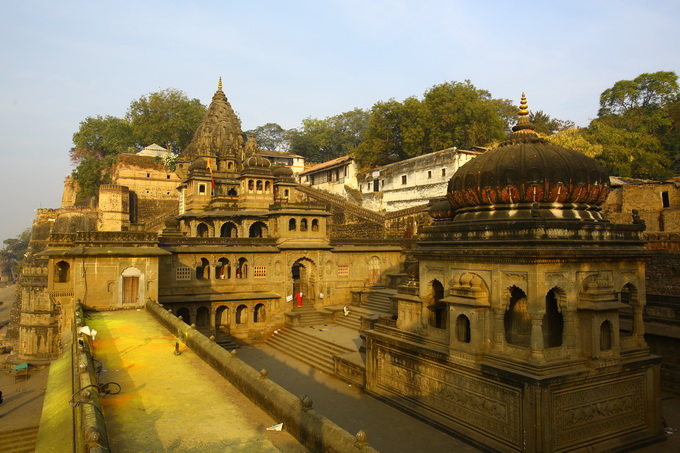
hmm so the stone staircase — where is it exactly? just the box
[266,327,353,375]
[0,426,39,453]
[363,288,397,314]
[215,332,240,350]
[334,309,363,331]
[288,304,332,327]
[297,185,385,225]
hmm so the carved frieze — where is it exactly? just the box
[552,377,647,450]
[375,346,521,447]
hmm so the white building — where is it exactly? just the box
[298,155,359,198]
[359,147,483,211]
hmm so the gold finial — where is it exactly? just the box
[518,92,529,117]
[511,92,537,136]
[218,77,223,92]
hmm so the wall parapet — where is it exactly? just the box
[146,300,378,453]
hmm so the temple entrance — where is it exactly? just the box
[121,267,142,306]
[291,258,316,308]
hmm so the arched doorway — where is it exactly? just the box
[543,288,564,348]
[504,286,531,347]
[291,258,317,308]
[429,279,447,329]
[254,303,266,323]
[249,221,268,238]
[215,306,230,333]
[121,267,142,306]
[368,256,381,286]
[177,307,191,325]
[196,306,210,327]
[220,222,238,238]
[196,222,209,238]
[236,305,248,324]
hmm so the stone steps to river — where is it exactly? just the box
[363,289,396,313]
[0,426,39,453]
[266,327,353,376]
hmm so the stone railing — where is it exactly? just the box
[645,233,680,251]
[330,238,401,246]
[297,185,386,225]
[49,231,158,247]
[269,200,328,211]
[71,303,111,452]
[147,300,378,453]
[159,236,278,246]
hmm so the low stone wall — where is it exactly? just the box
[146,300,378,453]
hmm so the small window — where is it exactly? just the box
[456,315,471,343]
[662,191,670,208]
[401,175,407,185]
[337,264,349,276]
[311,219,319,231]
[300,218,308,231]
[199,184,206,195]
[167,174,170,179]
[442,168,446,177]
[147,173,150,178]
[289,218,297,231]
[427,170,432,179]
[176,267,191,280]
[253,266,267,278]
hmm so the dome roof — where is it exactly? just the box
[446,94,610,210]
[244,155,271,169]
[273,166,294,177]
[188,157,208,172]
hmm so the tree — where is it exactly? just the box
[127,88,206,152]
[354,81,514,169]
[543,127,602,158]
[245,123,288,151]
[529,110,575,135]
[0,228,31,281]
[599,71,679,116]
[70,89,206,198]
[70,115,136,197]
[586,71,679,180]
[288,109,370,162]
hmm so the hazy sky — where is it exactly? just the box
[1,0,678,241]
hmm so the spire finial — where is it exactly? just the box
[511,92,537,136]
[518,92,529,118]
[218,77,223,92]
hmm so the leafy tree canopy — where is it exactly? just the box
[529,110,575,135]
[599,71,679,116]
[587,71,679,180]
[288,108,370,163]
[70,89,205,198]
[127,88,206,151]
[0,228,31,280]
[354,81,514,169]
[245,123,288,151]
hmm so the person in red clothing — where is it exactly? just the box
[295,292,303,307]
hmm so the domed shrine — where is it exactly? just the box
[365,95,663,452]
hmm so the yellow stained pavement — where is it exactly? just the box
[88,310,306,453]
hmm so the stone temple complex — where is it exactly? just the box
[4,84,670,452]
[367,94,663,451]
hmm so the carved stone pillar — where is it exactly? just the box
[493,308,505,348]
[563,310,575,355]
[530,316,545,362]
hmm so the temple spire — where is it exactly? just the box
[218,77,223,92]
[511,92,537,136]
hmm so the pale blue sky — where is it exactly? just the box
[1,0,678,240]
